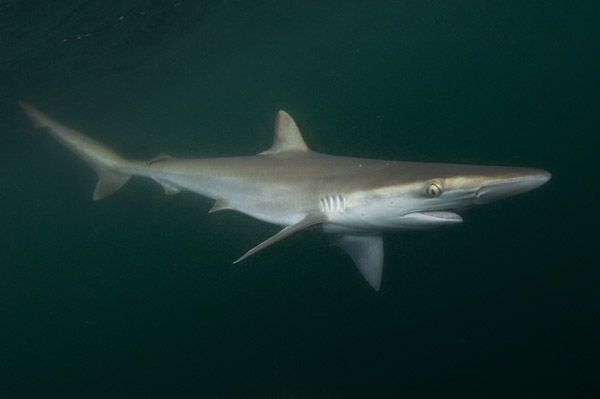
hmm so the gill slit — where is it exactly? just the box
[320,195,347,213]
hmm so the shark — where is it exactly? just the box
[19,101,551,290]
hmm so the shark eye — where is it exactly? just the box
[425,180,443,197]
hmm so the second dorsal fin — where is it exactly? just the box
[147,153,173,167]
[259,111,309,155]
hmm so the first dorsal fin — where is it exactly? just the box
[259,111,310,155]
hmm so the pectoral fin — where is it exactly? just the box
[333,235,384,291]
[234,213,328,264]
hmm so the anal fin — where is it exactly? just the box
[152,178,181,195]
[332,235,384,291]
[147,153,181,195]
[234,213,328,264]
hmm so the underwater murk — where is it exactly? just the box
[1,1,597,397]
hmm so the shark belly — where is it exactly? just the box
[129,161,319,226]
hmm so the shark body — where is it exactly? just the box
[20,102,551,290]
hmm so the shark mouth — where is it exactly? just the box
[415,211,463,222]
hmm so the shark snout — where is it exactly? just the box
[475,169,551,202]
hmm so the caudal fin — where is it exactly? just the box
[19,101,131,200]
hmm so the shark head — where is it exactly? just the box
[330,164,551,231]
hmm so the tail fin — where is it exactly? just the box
[91,168,131,200]
[19,101,131,200]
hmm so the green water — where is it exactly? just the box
[1,1,598,397]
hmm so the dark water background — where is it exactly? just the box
[1,1,598,397]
